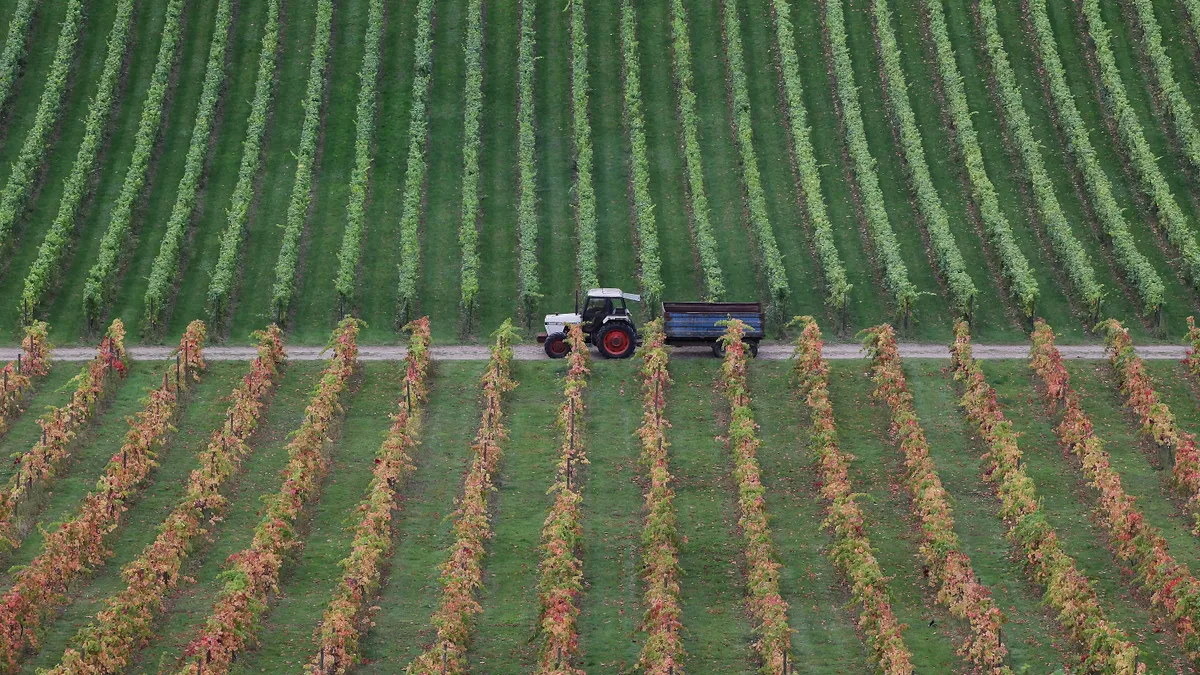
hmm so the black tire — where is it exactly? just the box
[596,323,637,359]
[748,340,759,358]
[544,332,570,359]
[711,341,726,358]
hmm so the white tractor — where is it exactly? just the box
[538,288,641,359]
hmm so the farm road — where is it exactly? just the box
[0,342,1187,361]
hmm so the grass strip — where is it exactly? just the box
[394,0,436,323]
[309,318,430,673]
[1105,317,1200,529]
[767,0,849,313]
[170,318,358,675]
[921,0,1038,315]
[950,321,1141,673]
[532,326,589,673]
[82,0,228,327]
[862,324,1012,671]
[720,0,789,309]
[0,321,205,673]
[793,318,913,673]
[1075,0,1200,289]
[871,0,977,318]
[0,320,127,550]
[45,326,284,675]
[0,321,50,439]
[204,0,285,325]
[404,320,518,673]
[21,0,175,318]
[823,0,917,319]
[1032,320,1200,663]
[974,0,1103,315]
[269,0,335,321]
[1023,0,1164,316]
[331,0,384,315]
[618,0,663,308]
[137,0,238,329]
[0,0,85,255]
[0,0,40,115]
[1127,0,1200,175]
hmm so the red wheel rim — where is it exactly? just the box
[603,330,629,353]
[549,339,568,356]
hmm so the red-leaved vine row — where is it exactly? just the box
[173,318,359,675]
[862,324,1010,673]
[718,320,794,672]
[635,320,684,675]
[793,317,913,674]
[1185,317,1200,378]
[405,320,519,674]
[1104,318,1200,531]
[0,320,128,550]
[0,320,205,673]
[950,321,1143,674]
[46,325,285,675]
[1033,320,1200,663]
[309,318,432,674]
[535,324,589,674]
[0,320,51,437]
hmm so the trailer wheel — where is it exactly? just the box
[711,341,726,359]
[748,340,759,358]
[597,324,636,359]
[544,332,570,359]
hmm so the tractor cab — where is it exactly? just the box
[539,288,641,359]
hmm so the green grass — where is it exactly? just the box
[737,0,827,323]
[1024,0,1200,337]
[586,0,637,302]
[354,0,417,344]
[356,361,481,670]
[9,346,1200,673]
[18,362,246,673]
[0,0,124,332]
[665,360,757,673]
[981,360,1184,669]
[634,0,700,303]
[532,0,577,324]
[125,362,324,675]
[685,0,763,310]
[0,363,93,484]
[467,361,563,671]
[749,362,873,671]
[232,362,403,672]
[575,361,642,671]
[842,0,955,339]
[228,0,321,340]
[472,0,522,339]
[409,0,466,341]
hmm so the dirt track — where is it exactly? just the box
[0,342,1186,361]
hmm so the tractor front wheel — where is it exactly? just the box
[597,324,636,359]
[544,332,570,359]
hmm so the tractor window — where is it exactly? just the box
[583,297,610,319]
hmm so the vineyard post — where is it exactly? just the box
[16,353,20,374]
[3,370,7,395]
[782,648,788,674]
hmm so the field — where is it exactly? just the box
[3,0,1200,345]
[7,0,1200,672]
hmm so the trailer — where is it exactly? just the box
[538,289,764,359]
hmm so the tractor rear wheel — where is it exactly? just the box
[597,323,636,359]
[544,332,570,359]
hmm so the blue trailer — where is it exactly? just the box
[662,301,765,357]
[540,289,765,359]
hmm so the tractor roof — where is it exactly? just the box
[589,288,642,302]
